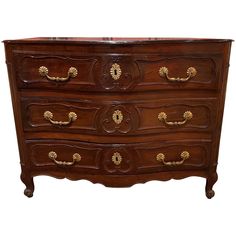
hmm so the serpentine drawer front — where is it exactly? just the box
[4,37,232,198]
[21,97,216,134]
[15,54,219,91]
[26,139,210,174]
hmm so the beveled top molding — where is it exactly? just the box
[3,37,233,45]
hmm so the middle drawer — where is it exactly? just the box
[21,97,217,135]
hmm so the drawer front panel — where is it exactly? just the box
[15,54,98,89]
[136,56,219,90]
[136,100,216,132]
[22,98,217,134]
[27,141,102,172]
[22,98,216,135]
[26,139,211,174]
[15,52,220,91]
[22,99,103,133]
[135,142,210,173]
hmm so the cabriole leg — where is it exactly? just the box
[205,172,218,199]
[20,172,34,198]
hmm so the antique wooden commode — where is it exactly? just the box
[4,37,232,198]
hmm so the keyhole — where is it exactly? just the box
[116,157,119,162]
[116,115,119,121]
[114,69,117,75]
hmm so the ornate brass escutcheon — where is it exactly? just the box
[112,110,123,124]
[110,63,122,80]
[112,152,122,165]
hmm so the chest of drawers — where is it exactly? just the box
[4,37,232,198]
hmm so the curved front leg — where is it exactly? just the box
[20,172,34,198]
[205,172,218,199]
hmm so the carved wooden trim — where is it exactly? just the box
[98,104,140,134]
[98,56,140,91]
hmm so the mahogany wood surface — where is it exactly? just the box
[4,37,232,198]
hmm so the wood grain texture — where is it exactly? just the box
[4,37,232,198]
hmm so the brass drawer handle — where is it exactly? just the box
[112,152,122,165]
[110,63,122,80]
[159,66,197,82]
[158,111,193,126]
[48,151,81,166]
[39,66,78,82]
[44,111,77,126]
[156,151,190,166]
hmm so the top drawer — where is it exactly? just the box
[14,53,221,91]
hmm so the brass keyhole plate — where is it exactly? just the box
[110,63,122,80]
[112,152,122,165]
[112,110,123,124]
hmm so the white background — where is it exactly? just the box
[0,0,235,235]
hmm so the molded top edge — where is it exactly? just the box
[3,37,233,44]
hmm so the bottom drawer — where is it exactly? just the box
[26,139,211,174]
